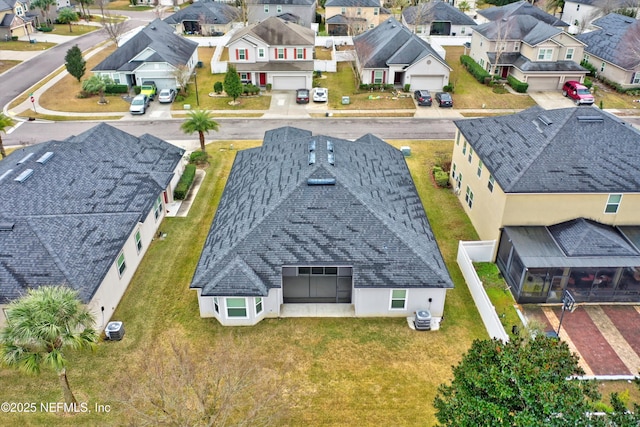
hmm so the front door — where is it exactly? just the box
[501,66,509,78]
[259,73,266,86]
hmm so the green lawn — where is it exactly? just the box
[0,40,56,50]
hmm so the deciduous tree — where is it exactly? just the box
[0,113,14,158]
[223,64,243,102]
[65,44,86,82]
[181,109,219,151]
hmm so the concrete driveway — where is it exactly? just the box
[528,91,578,109]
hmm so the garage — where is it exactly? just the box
[409,75,445,91]
[272,75,307,90]
[136,77,176,91]
[282,266,352,303]
[526,76,561,92]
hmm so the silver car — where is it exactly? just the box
[129,94,149,114]
[158,88,176,104]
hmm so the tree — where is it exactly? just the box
[57,8,79,32]
[172,64,192,96]
[223,65,243,103]
[77,0,94,20]
[0,286,98,405]
[65,45,86,82]
[96,0,127,44]
[29,0,56,27]
[0,113,14,159]
[82,74,112,104]
[181,109,219,152]
[434,336,601,426]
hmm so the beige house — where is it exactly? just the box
[0,0,35,39]
[325,0,390,36]
[451,106,640,304]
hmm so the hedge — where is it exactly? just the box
[460,55,490,84]
[105,84,129,94]
[359,83,394,91]
[507,75,528,93]
[174,164,196,200]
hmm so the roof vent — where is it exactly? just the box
[36,151,54,164]
[307,178,336,186]
[17,153,34,164]
[0,222,14,231]
[605,32,613,36]
[577,116,603,123]
[538,115,553,126]
[151,25,156,30]
[14,168,34,183]
[0,169,13,182]
[309,152,316,165]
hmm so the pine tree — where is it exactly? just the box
[223,65,243,103]
[65,45,86,82]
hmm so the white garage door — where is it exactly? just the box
[410,75,444,91]
[272,76,306,90]
[526,77,561,92]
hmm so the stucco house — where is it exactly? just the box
[401,1,477,37]
[0,0,34,39]
[0,123,184,329]
[562,0,639,33]
[226,16,314,90]
[476,0,569,29]
[190,127,453,327]
[353,17,451,91]
[470,14,588,90]
[248,0,317,27]
[450,106,640,304]
[163,0,239,36]
[325,0,391,35]
[92,19,199,91]
[576,13,640,89]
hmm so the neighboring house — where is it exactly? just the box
[0,123,185,329]
[401,1,477,36]
[353,17,451,91]
[476,0,570,29]
[190,126,453,327]
[92,19,199,91]
[325,0,391,35]
[470,14,588,90]
[450,106,640,304]
[0,0,35,39]
[562,0,639,33]
[226,16,314,90]
[163,0,239,36]
[576,13,640,89]
[248,0,317,28]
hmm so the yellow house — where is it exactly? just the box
[451,106,640,304]
[325,0,390,36]
[0,0,35,39]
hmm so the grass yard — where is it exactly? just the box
[39,24,99,37]
[105,0,153,10]
[474,262,521,331]
[592,81,640,109]
[0,40,56,50]
[315,47,332,60]
[18,111,124,121]
[0,59,20,74]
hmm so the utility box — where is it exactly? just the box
[414,310,432,331]
[105,321,125,341]
[341,96,350,105]
[400,146,411,156]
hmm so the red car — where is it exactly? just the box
[562,81,594,105]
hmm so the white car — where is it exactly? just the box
[158,88,176,104]
[129,94,149,115]
[313,87,328,102]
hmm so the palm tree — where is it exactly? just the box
[57,8,79,32]
[180,109,219,152]
[0,285,98,404]
[0,113,14,158]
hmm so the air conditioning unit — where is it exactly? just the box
[414,310,432,331]
[105,321,125,341]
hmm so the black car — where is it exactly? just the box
[435,92,453,108]
[414,90,432,106]
[296,89,310,104]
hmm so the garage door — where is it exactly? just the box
[526,76,561,92]
[410,75,444,91]
[282,266,352,303]
[272,76,306,90]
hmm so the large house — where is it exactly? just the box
[190,127,453,326]
[226,16,314,90]
[0,124,184,328]
[353,17,451,91]
[92,19,199,91]
[562,0,639,33]
[248,0,317,27]
[450,106,640,304]
[470,14,588,90]
[163,0,239,36]
[576,13,640,89]
[476,0,569,28]
[401,1,477,36]
[325,0,391,35]
[0,0,35,39]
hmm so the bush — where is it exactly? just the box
[266,83,272,91]
[133,86,141,95]
[76,90,90,99]
[434,170,450,188]
[583,77,593,89]
[11,36,18,41]
[443,83,454,93]
[213,81,223,94]
[507,75,528,93]
[242,84,260,95]
[358,83,394,91]
[403,84,411,92]
[580,60,597,77]
[460,55,490,84]
[174,164,196,200]
[189,150,209,165]
[37,26,53,32]
[105,84,129,94]
[492,85,508,94]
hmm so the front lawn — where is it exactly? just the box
[0,59,20,74]
[0,40,56,50]
[39,24,99,37]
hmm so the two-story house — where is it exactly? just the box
[477,0,569,29]
[562,0,639,33]
[247,0,317,27]
[226,16,314,90]
[325,0,391,36]
[163,0,240,36]
[0,0,34,40]
[470,14,588,90]
[451,106,640,304]
[401,1,477,37]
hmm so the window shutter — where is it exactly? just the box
[632,73,636,84]
[383,71,386,83]
[371,70,375,82]
[235,49,239,60]
[275,48,277,58]
[284,48,287,59]
[303,48,306,59]
[294,48,297,58]
[246,49,249,61]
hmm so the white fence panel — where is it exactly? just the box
[315,36,353,47]
[210,61,228,74]
[314,60,337,72]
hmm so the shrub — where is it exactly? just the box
[11,36,18,41]
[105,84,128,94]
[37,26,53,32]
[583,77,592,89]
[507,75,528,93]
[174,164,196,200]
[266,83,272,91]
[434,170,450,188]
[443,83,454,93]
[213,81,223,94]
[460,55,490,84]
[492,85,508,94]
[580,60,597,77]
[189,150,209,165]
[242,84,260,95]
[403,84,411,92]
[76,90,90,99]
[133,86,141,95]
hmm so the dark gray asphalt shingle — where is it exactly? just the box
[402,2,477,26]
[576,13,640,70]
[548,218,640,257]
[191,127,453,297]
[478,0,569,27]
[163,0,239,26]
[227,16,314,46]
[474,14,562,45]
[325,0,380,7]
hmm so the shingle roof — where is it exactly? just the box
[0,123,184,304]
[454,106,640,193]
[486,52,587,72]
[93,19,198,72]
[478,0,569,27]
[353,17,449,69]
[254,0,315,4]
[325,0,380,6]
[474,14,562,45]
[402,2,477,26]
[576,13,640,70]
[548,218,640,257]
[565,0,638,6]
[227,16,314,46]
[163,0,239,26]
[191,127,453,297]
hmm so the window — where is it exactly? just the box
[153,196,162,220]
[264,4,269,12]
[258,48,265,59]
[538,48,553,60]
[238,49,247,60]
[462,141,467,155]
[456,132,460,145]
[357,7,361,15]
[296,48,304,59]
[633,72,640,85]
[465,186,474,208]
[374,7,379,15]
[477,159,483,178]
[16,6,23,15]
[240,72,250,82]
[514,43,519,51]
[277,5,282,12]
[468,146,473,163]
[135,230,142,253]
[277,48,285,59]
[341,7,346,14]
[488,175,495,192]
[117,252,126,277]
[226,298,247,317]
[255,297,263,315]
[461,27,465,34]
[451,163,457,179]
[456,172,462,190]
[214,297,219,314]
[565,48,574,60]
[600,62,605,72]
[576,4,580,9]
[374,70,383,84]
[479,58,484,67]
[369,24,374,29]
[390,289,407,309]
[584,54,590,62]
[605,194,622,213]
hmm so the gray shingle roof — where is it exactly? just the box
[454,106,640,193]
[353,17,449,69]
[0,123,184,304]
[163,0,239,26]
[227,16,314,46]
[93,19,199,72]
[325,0,380,7]
[548,218,640,257]
[402,2,477,26]
[478,0,569,27]
[191,127,453,297]
[566,0,638,6]
[487,52,587,72]
[474,14,562,45]
[254,0,315,4]
[576,13,640,70]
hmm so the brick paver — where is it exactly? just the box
[542,307,593,375]
[599,306,640,374]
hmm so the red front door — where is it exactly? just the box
[259,73,266,86]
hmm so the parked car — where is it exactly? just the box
[313,87,328,102]
[158,88,176,104]
[435,92,453,108]
[296,89,310,104]
[414,89,432,106]
[140,81,157,100]
[129,94,149,115]
[562,80,594,105]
